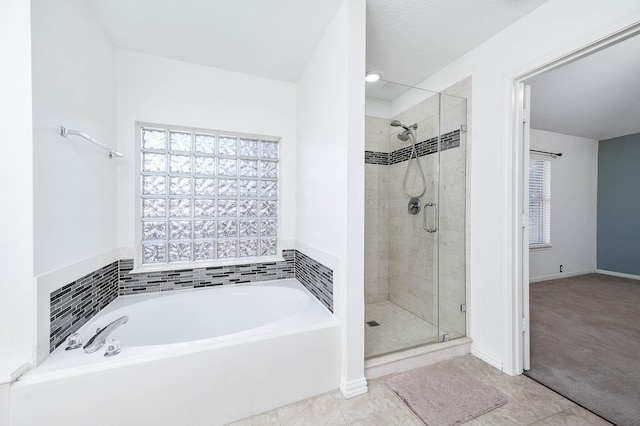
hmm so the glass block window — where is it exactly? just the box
[139,125,279,265]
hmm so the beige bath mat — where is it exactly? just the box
[388,362,507,426]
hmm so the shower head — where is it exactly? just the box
[390,120,417,131]
[397,130,411,142]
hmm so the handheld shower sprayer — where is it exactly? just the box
[389,119,426,203]
[390,120,417,131]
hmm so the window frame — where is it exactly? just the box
[528,157,551,249]
[133,121,283,273]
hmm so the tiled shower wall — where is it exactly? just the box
[364,115,390,304]
[50,249,333,351]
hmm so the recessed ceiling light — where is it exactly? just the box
[365,71,382,83]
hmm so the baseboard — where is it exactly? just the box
[529,269,596,283]
[470,344,502,371]
[339,376,368,399]
[596,269,640,280]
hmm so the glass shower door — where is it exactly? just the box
[386,90,441,351]
[437,93,467,341]
[363,81,467,359]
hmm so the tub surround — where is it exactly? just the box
[49,248,334,353]
[49,262,118,352]
[294,250,334,312]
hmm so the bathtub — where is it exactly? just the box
[10,278,341,426]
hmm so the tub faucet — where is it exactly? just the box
[83,316,129,354]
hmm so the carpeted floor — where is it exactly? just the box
[525,273,640,426]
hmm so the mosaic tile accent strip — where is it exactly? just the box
[364,150,390,165]
[295,250,333,312]
[365,129,461,165]
[49,249,333,353]
[49,261,119,352]
[119,249,295,294]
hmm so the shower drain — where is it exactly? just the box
[366,321,380,327]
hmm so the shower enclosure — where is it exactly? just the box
[364,80,467,358]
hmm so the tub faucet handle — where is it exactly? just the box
[104,338,121,357]
[65,332,83,350]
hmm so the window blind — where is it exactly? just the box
[529,159,551,246]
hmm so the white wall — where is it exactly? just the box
[0,0,34,376]
[400,0,640,372]
[529,130,598,281]
[115,50,298,253]
[31,0,117,277]
[296,0,366,397]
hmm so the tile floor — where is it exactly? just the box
[229,354,611,426]
[365,301,438,358]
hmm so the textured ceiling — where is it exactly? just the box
[85,0,548,90]
[365,0,548,100]
[527,34,640,141]
[83,1,636,140]
[84,0,343,82]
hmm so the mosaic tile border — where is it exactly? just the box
[50,249,334,352]
[365,129,460,165]
[49,261,119,352]
[295,250,334,312]
[364,151,389,165]
[119,249,295,294]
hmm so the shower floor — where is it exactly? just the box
[365,300,439,358]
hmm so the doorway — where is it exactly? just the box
[513,25,640,426]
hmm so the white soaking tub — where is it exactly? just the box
[10,279,340,426]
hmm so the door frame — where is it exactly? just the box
[510,23,640,375]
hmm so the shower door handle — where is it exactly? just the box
[423,202,438,233]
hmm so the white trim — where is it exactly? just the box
[339,376,368,399]
[0,362,31,385]
[471,344,502,371]
[529,269,597,283]
[529,244,552,250]
[129,254,286,274]
[503,76,523,377]
[596,269,640,281]
[34,248,122,290]
[294,240,341,274]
